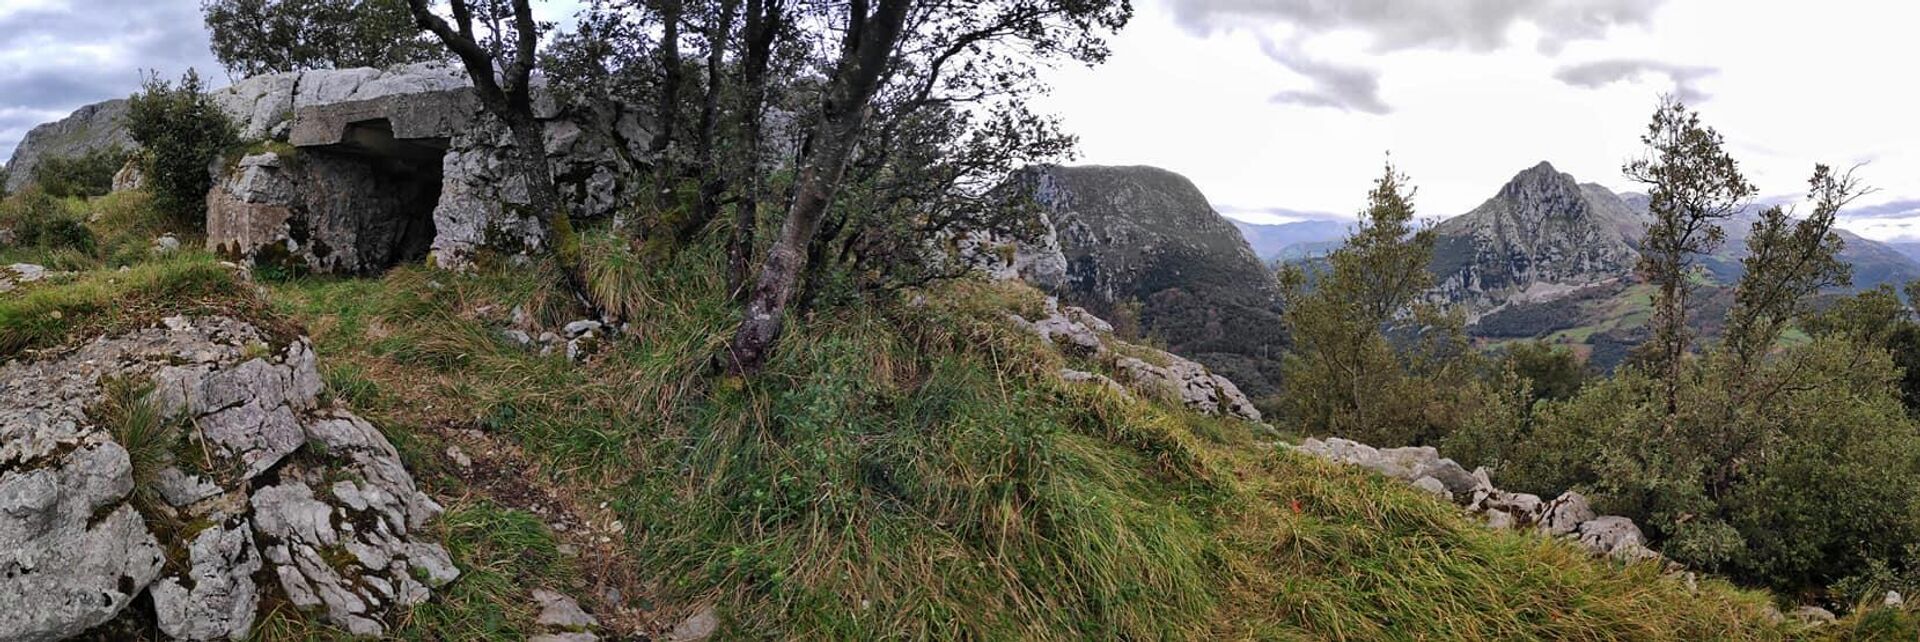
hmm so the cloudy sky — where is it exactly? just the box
[4,0,1919,238]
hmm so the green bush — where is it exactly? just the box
[1464,340,1920,595]
[125,70,236,228]
[0,189,95,253]
[31,146,127,199]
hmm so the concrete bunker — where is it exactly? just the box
[208,89,477,274]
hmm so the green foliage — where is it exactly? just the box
[90,377,186,518]
[1475,341,1920,594]
[1502,341,1588,402]
[1277,162,1486,446]
[125,70,237,229]
[0,188,95,253]
[30,146,127,199]
[201,0,441,78]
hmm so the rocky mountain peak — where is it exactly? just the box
[1497,161,1584,206]
[1429,162,1642,311]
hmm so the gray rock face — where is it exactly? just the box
[0,314,455,639]
[1429,162,1645,314]
[993,165,1288,397]
[2,99,134,193]
[1010,297,1262,422]
[11,64,650,273]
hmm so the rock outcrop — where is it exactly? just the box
[0,315,456,639]
[1297,436,1662,563]
[1009,296,1262,422]
[206,64,649,272]
[976,165,1289,397]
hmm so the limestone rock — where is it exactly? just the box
[668,606,720,642]
[1411,476,1451,499]
[1539,491,1597,537]
[112,158,146,193]
[0,444,165,642]
[1791,605,1836,625]
[151,522,261,641]
[0,315,454,639]
[1574,516,1656,562]
[534,588,600,629]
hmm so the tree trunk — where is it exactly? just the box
[683,0,740,240]
[723,0,912,375]
[725,0,780,296]
[649,0,684,217]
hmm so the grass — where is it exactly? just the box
[0,250,268,358]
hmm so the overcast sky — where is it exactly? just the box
[4,0,1919,239]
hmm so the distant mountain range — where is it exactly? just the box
[1230,219,1350,263]
[1232,161,1920,368]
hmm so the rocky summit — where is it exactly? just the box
[1429,161,1647,313]
[989,164,1289,397]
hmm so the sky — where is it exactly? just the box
[3,0,1918,238]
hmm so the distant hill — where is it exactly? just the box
[1231,219,1351,262]
[1428,162,1646,312]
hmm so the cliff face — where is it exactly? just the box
[3,99,134,193]
[1011,165,1288,397]
[1429,162,1645,311]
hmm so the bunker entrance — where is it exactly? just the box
[299,119,447,271]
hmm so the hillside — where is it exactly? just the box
[9,189,1895,638]
[1011,165,1289,397]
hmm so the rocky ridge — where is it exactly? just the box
[0,314,456,640]
[1294,436,1661,563]
[1008,295,1263,423]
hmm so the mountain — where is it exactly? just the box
[1613,193,1920,293]
[1013,165,1288,396]
[1428,162,1646,311]
[1885,241,1920,265]
[1232,219,1351,261]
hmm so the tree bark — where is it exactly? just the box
[682,0,740,240]
[408,0,596,314]
[723,0,912,374]
[649,0,685,217]
[725,0,782,295]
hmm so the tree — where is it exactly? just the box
[203,0,441,78]
[1277,162,1482,445]
[30,147,128,199]
[724,0,787,293]
[406,0,596,312]
[720,0,915,374]
[722,0,1131,374]
[125,70,236,228]
[1623,96,1756,420]
[1722,164,1864,371]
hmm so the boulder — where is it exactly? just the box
[1790,605,1836,625]
[0,315,455,639]
[1574,516,1657,561]
[533,588,599,629]
[1538,491,1596,537]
